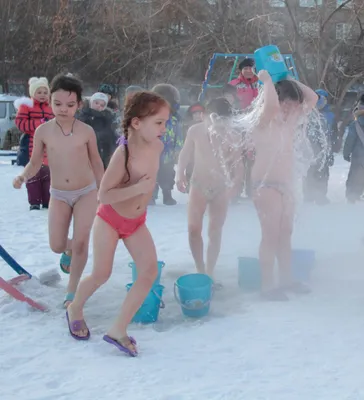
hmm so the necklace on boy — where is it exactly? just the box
[56,118,76,137]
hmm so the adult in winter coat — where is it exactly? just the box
[303,89,337,205]
[343,95,364,203]
[77,92,118,169]
[229,58,259,110]
[14,77,54,210]
[151,83,184,205]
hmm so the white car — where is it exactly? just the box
[0,94,20,149]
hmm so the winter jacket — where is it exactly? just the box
[161,113,183,164]
[307,107,336,167]
[16,134,30,167]
[229,74,259,110]
[343,112,364,166]
[77,102,118,168]
[14,97,54,165]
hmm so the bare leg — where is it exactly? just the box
[205,191,229,279]
[67,216,119,337]
[48,197,73,255]
[253,188,283,294]
[66,190,98,298]
[106,224,158,352]
[277,194,294,287]
[277,195,310,294]
[187,186,208,273]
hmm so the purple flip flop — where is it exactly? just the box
[66,311,90,341]
[103,334,138,357]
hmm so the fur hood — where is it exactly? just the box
[14,97,34,110]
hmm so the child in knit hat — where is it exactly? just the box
[77,92,118,169]
[89,92,109,112]
[14,77,54,210]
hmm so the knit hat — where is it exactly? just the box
[28,77,49,98]
[239,58,255,70]
[90,92,109,108]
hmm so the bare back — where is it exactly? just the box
[252,113,299,184]
[189,122,230,187]
[38,119,97,190]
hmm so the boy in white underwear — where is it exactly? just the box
[13,74,104,306]
[177,98,243,281]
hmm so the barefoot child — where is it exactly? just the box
[66,92,170,356]
[13,74,104,306]
[177,98,244,281]
[251,71,318,301]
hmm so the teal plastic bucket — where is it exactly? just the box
[291,249,315,282]
[238,257,261,291]
[174,273,213,318]
[128,261,165,287]
[126,283,165,324]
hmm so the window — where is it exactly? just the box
[9,102,15,118]
[336,23,352,40]
[269,0,285,7]
[299,0,322,6]
[170,22,186,35]
[0,103,7,119]
[303,54,316,70]
[336,0,354,8]
[299,22,319,38]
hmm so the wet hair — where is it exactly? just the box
[50,74,83,103]
[122,91,170,182]
[275,80,304,104]
[206,97,232,117]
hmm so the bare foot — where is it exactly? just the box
[261,288,289,302]
[67,304,89,338]
[106,333,138,354]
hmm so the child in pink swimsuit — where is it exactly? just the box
[66,91,170,357]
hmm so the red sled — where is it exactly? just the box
[0,275,47,312]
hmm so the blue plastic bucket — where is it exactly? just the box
[126,283,165,324]
[174,274,213,318]
[238,257,261,291]
[254,45,290,83]
[128,261,165,287]
[291,249,315,282]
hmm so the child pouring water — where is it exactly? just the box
[13,74,104,307]
[66,92,170,356]
[250,71,318,301]
[177,98,244,282]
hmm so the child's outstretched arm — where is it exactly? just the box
[13,126,45,188]
[86,126,105,187]
[98,146,150,204]
[259,70,280,126]
[176,125,195,192]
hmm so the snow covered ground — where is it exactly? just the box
[1,153,364,400]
